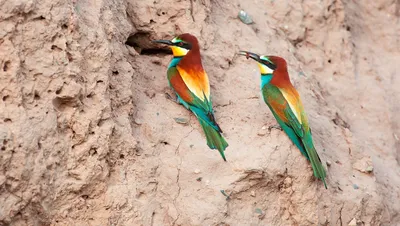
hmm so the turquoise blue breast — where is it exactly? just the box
[260,74,273,88]
[168,57,183,69]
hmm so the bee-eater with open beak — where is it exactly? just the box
[153,33,228,161]
[239,51,327,188]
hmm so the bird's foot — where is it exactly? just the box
[165,92,180,104]
[268,124,282,131]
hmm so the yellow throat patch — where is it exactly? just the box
[257,62,274,74]
[170,46,189,57]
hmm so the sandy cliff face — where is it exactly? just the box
[1,0,399,225]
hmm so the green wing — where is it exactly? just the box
[167,67,221,132]
[262,84,327,187]
[262,84,309,159]
[167,66,227,159]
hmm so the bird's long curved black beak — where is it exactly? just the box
[153,40,173,45]
[238,51,261,62]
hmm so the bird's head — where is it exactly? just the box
[238,51,287,75]
[153,33,199,57]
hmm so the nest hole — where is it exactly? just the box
[125,32,172,55]
[3,61,10,72]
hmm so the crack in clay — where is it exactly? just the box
[338,203,344,226]
[214,96,259,108]
[214,100,232,108]
[229,170,274,199]
[190,0,195,22]
[172,129,194,225]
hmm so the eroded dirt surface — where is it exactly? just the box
[1,0,399,225]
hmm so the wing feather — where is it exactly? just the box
[176,66,210,101]
[168,66,219,131]
[280,88,302,124]
[263,85,305,138]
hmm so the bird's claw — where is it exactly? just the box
[268,125,282,131]
[165,92,181,105]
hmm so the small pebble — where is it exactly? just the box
[326,160,332,167]
[194,169,201,174]
[352,184,359,190]
[366,166,374,173]
[257,126,268,136]
[238,10,253,24]
[348,218,357,226]
[255,208,263,214]
[174,117,189,124]
[134,118,143,125]
[284,177,292,186]
[250,191,256,197]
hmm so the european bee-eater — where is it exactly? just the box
[239,51,327,188]
[153,33,228,161]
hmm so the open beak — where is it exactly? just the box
[152,40,174,45]
[238,51,261,62]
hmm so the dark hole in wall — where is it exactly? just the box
[140,48,172,55]
[66,51,73,62]
[55,87,62,94]
[34,15,46,20]
[161,141,169,145]
[34,91,40,100]
[125,32,172,55]
[86,93,94,98]
[51,45,62,51]
[3,61,10,71]
[90,148,97,156]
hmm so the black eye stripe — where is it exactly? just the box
[261,60,277,70]
[174,42,192,50]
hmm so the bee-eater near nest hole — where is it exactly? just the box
[153,33,228,161]
[239,51,327,188]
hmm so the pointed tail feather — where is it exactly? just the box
[302,133,327,189]
[198,117,228,161]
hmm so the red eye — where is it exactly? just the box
[178,42,183,46]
